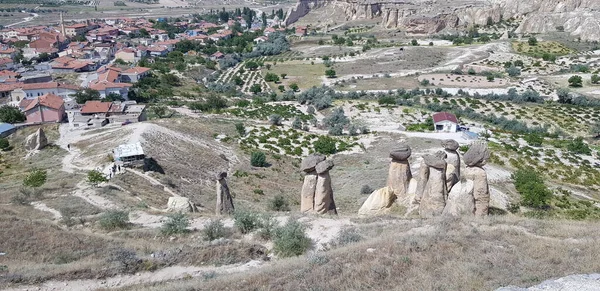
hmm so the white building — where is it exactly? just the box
[432,112,458,133]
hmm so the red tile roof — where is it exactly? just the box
[432,112,458,124]
[24,93,64,111]
[80,100,112,114]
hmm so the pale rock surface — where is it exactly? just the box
[24,128,48,151]
[442,179,475,216]
[358,186,396,215]
[314,171,337,214]
[418,153,447,217]
[496,273,600,291]
[300,172,318,213]
[167,197,196,213]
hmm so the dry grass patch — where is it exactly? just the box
[126,216,600,291]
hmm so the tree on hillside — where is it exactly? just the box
[591,74,600,84]
[556,88,572,104]
[0,105,26,123]
[264,72,280,83]
[568,75,583,87]
[512,169,551,209]
[249,84,262,94]
[411,39,418,46]
[528,36,538,46]
[325,69,336,78]
[506,66,521,77]
[245,61,259,70]
[74,88,101,104]
[590,121,600,138]
[289,83,299,92]
[87,170,108,187]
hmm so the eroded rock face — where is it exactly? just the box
[464,142,491,167]
[358,186,396,215]
[442,179,475,216]
[418,153,448,217]
[288,0,600,40]
[300,157,337,214]
[442,139,461,192]
[168,197,196,213]
[216,172,234,215]
[24,128,48,151]
[387,143,412,204]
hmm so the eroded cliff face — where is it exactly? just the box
[286,0,600,40]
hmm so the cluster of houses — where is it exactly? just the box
[0,11,293,134]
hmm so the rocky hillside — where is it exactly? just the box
[286,0,600,40]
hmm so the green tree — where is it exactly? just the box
[269,114,282,126]
[512,169,552,209]
[568,75,583,87]
[249,84,262,94]
[556,88,572,104]
[233,76,244,86]
[289,83,299,91]
[0,137,9,150]
[325,69,336,78]
[264,72,280,82]
[292,117,302,129]
[487,75,495,82]
[0,105,26,123]
[280,73,287,79]
[250,151,267,167]
[87,170,108,187]
[278,85,285,92]
[506,66,521,77]
[245,61,259,70]
[273,218,311,257]
[74,88,101,104]
[567,137,591,155]
[23,169,47,189]
[528,36,538,46]
[591,74,600,84]
[411,39,418,46]
[590,121,600,138]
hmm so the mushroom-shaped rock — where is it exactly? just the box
[315,159,334,174]
[301,154,326,173]
[389,143,412,161]
[441,139,459,151]
[463,142,491,167]
[423,152,447,169]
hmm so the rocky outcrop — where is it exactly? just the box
[216,172,234,215]
[386,143,412,205]
[358,186,395,215]
[418,152,448,217]
[300,155,337,214]
[442,139,461,192]
[24,128,48,151]
[288,0,600,40]
[167,197,196,212]
[444,141,491,216]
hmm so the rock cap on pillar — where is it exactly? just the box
[216,172,227,180]
[441,139,459,151]
[463,142,490,167]
[389,143,412,161]
[423,151,447,169]
[301,154,326,172]
[316,159,334,174]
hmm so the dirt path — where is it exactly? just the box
[4,260,264,291]
[126,168,180,197]
[31,201,62,220]
[72,181,117,210]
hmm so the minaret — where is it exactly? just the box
[60,12,66,37]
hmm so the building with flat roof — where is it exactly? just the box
[113,142,145,166]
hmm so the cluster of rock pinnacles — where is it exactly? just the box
[359,139,491,217]
[214,139,490,217]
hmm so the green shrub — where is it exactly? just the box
[333,227,363,247]
[360,185,373,194]
[567,137,591,155]
[257,214,277,240]
[250,151,267,167]
[269,195,290,212]
[234,208,260,234]
[313,136,337,155]
[235,122,245,136]
[512,169,552,209]
[161,213,189,235]
[0,138,9,150]
[99,210,129,231]
[203,219,226,241]
[273,218,312,257]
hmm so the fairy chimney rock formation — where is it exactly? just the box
[314,159,337,215]
[386,143,413,205]
[463,142,491,216]
[358,186,396,215]
[216,172,235,215]
[442,139,461,192]
[300,154,326,213]
[418,151,448,217]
